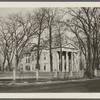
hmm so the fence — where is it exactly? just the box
[0,71,83,80]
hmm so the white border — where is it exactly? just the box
[0,2,100,98]
[0,93,100,98]
[0,2,100,7]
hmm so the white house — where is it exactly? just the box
[20,43,81,75]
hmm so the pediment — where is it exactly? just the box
[63,43,79,50]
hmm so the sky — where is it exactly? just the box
[0,8,35,17]
[0,7,75,38]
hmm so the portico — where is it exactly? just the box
[54,43,80,76]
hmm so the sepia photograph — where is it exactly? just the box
[0,2,100,98]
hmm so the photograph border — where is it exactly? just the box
[0,1,100,99]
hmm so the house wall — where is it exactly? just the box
[38,50,50,72]
[21,50,51,72]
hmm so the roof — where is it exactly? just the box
[62,43,79,50]
[29,43,80,52]
[23,45,48,54]
[23,33,80,54]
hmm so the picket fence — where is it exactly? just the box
[0,71,84,80]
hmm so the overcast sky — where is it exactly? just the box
[0,7,75,38]
[0,8,35,17]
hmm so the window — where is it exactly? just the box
[35,64,40,70]
[32,64,34,70]
[26,58,30,63]
[26,53,30,57]
[43,52,47,60]
[20,66,23,72]
[26,53,30,63]
[44,64,46,70]
[25,66,30,71]
[35,64,37,69]
[44,56,46,60]
[28,58,30,63]
[26,59,27,63]
[32,55,34,61]
[35,54,37,60]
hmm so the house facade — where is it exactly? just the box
[20,43,81,76]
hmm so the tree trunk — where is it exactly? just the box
[16,54,19,71]
[59,31,62,72]
[88,40,93,78]
[7,56,12,71]
[2,57,6,73]
[59,48,62,71]
[36,34,41,81]
[49,26,53,72]
[36,26,42,80]
[8,61,11,71]
[13,40,18,82]
[36,34,41,70]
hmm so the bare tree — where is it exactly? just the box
[9,13,38,81]
[0,17,15,72]
[54,21,66,72]
[34,8,46,71]
[64,7,100,77]
[45,8,61,72]
[0,13,38,81]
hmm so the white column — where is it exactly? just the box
[74,53,77,72]
[72,53,74,72]
[30,64,33,72]
[66,52,69,72]
[73,53,75,72]
[73,53,74,72]
[53,52,56,71]
[70,52,73,77]
[94,69,97,76]
[77,52,80,72]
[56,52,59,72]
[62,56,65,72]
[53,52,57,78]
[47,52,50,72]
